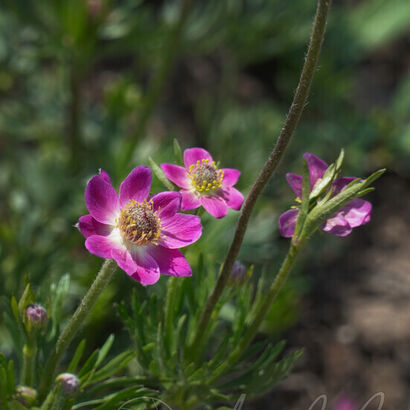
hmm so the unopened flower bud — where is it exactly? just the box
[56,373,80,396]
[15,386,37,407]
[26,304,47,328]
[229,261,247,284]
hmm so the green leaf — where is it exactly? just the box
[95,335,115,368]
[85,351,134,385]
[67,340,86,373]
[149,157,175,191]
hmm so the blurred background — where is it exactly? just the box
[0,0,409,408]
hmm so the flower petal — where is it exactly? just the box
[286,173,303,197]
[130,250,160,285]
[332,177,356,195]
[148,247,192,277]
[111,247,138,275]
[119,166,152,208]
[322,214,352,237]
[181,190,201,210]
[85,175,120,224]
[85,234,120,259]
[223,187,244,210]
[150,191,181,220]
[221,168,241,187]
[160,214,202,248]
[160,164,190,189]
[201,195,228,218]
[99,168,111,184]
[339,199,372,228]
[303,153,328,189]
[77,215,113,238]
[278,208,299,238]
[184,147,213,168]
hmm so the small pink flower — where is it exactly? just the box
[279,153,372,238]
[161,147,244,218]
[77,167,202,285]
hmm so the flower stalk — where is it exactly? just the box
[187,0,332,360]
[40,259,117,398]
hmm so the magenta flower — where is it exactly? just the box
[160,147,244,218]
[279,153,372,238]
[77,167,202,285]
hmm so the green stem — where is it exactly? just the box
[39,259,117,398]
[22,339,37,386]
[120,0,192,169]
[187,0,332,360]
[208,241,304,383]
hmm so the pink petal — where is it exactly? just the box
[332,177,356,195]
[85,175,120,224]
[221,168,241,187]
[99,168,111,184]
[339,199,372,228]
[111,247,138,275]
[148,247,192,277]
[201,195,228,218]
[181,190,201,210]
[130,251,160,285]
[286,173,303,197]
[77,215,113,238]
[303,153,328,189]
[160,164,190,189]
[119,166,152,208]
[85,235,119,259]
[150,191,181,220]
[223,187,244,210]
[160,214,202,249]
[322,214,352,237]
[278,209,299,238]
[184,147,213,168]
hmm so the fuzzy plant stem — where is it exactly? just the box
[40,259,117,398]
[120,0,192,170]
[187,0,332,360]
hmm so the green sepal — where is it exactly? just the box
[173,138,184,165]
[148,156,175,191]
[293,159,311,240]
[310,149,344,200]
[301,168,385,239]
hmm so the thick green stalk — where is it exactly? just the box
[40,260,117,398]
[187,0,332,360]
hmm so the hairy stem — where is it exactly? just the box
[40,260,117,398]
[120,0,192,169]
[187,0,332,359]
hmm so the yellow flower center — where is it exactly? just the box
[117,199,161,246]
[188,159,224,194]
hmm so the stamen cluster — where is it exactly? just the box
[117,199,161,245]
[188,159,224,193]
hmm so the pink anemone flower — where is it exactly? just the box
[77,167,202,285]
[279,153,372,238]
[160,147,244,218]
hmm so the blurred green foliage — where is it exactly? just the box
[0,0,408,406]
